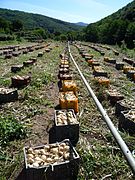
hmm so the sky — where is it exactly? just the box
[0,0,133,23]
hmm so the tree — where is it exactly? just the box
[125,23,135,48]
[33,28,49,39]
[85,24,98,42]
[11,20,23,32]
[59,34,67,41]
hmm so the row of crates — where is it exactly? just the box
[76,43,135,136]
[58,54,79,113]
[77,43,135,136]
[75,44,110,87]
[10,44,52,88]
[23,49,80,180]
[104,57,135,82]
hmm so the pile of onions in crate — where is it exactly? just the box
[24,139,79,180]
[54,109,79,146]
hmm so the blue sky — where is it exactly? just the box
[0,0,133,23]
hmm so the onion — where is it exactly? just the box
[41,155,46,161]
[27,153,34,159]
[27,147,33,154]
[50,147,59,154]
[27,157,34,164]
[64,152,70,160]
[33,162,39,167]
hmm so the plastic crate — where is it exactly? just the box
[60,60,69,65]
[54,109,79,146]
[123,66,135,74]
[62,80,77,95]
[59,91,78,113]
[94,77,110,87]
[24,139,80,180]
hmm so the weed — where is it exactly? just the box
[0,116,26,146]
[0,78,10,87]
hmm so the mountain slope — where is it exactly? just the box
[85,1,135,48]
[75,22,88,27]
[0,8,82,33]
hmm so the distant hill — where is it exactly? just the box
[75,22,88,27]
[85,0,135,48]
[0,8,82,33]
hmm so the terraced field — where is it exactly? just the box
[0,40,135,180]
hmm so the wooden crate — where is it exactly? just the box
[59,68,69,74]
[0,87,18,104]
[126,70,135,81]
[87,59,94,66]
[134,74,135,82]
[118,110,135,135]
[93,66,108,77]
[108,59,116,64]
[23,60,35,67]
[54,109,79,146]
[113,50,119,55]
[62,80,77,94]
[106,89,124,105]
[59,91,78,113]
[123,57,134,65]
[11,75,31,88]
[115,99,135,116]
[104,57,109,62]
[115,62,124,70]
[91,62,100,69]
[59,64,69,69]
[29,57,37,63]
[85,56,93,61]
[11,65,23,73]
[24,139,80,180]
[38,52,44,57]
[59,74,72,81]
[45,48,51,52]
